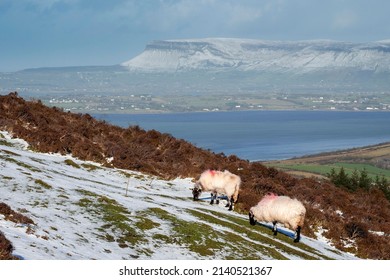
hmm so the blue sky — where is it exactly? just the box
[1,0,390,71]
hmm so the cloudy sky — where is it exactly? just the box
[1,0,389,71]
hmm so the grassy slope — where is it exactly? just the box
[0,134,353,260]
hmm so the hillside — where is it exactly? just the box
[1,92,389,259]
[0,133,358,260]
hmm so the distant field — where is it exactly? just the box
[269,162,390,180]
[265,142,390,180]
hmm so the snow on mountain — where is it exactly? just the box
[0,131,359,260]
[121,38,390,72]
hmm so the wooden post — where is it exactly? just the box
[125,176,130,197]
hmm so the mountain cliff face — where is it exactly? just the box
[121,38,390,73]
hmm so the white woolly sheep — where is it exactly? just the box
[192,169,241,211]
[248,193,306,242]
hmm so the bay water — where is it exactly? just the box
[94,110,390,161]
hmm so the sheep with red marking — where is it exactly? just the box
[192,169,241,211]
[248,193,306,242]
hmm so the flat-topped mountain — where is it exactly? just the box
[121,38,390,73]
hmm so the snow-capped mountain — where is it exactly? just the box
[121,38,390,73]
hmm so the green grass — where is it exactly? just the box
[0,139,14,147]
[332,163,390,178]
[0,149,20,156]
[34,179,52,189]
[64,159,80,168]
[81,163,101,171]
[190,208,329,260]
[272,163,335,175]
[0,155,42,172]
[76,189,150,250]
[271,162,390,180]
[146,207,225,257]
[72,191,338,259]
[143,206,333,260]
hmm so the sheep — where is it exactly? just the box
[248,193,306,242]
[192,169,241,211]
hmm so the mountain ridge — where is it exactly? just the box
[121,38,390,73]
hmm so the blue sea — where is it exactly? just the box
[93,111,390,161]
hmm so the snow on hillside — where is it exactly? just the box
[121,38,390,72]
[0,131,358,260]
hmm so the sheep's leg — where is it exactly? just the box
[225,197,230,208]
[294,226,301,243]
[216,193,220,204]
[210,193,216,205]
[227,196,234,211]
[249,211,257,225]
[272,221,278,236]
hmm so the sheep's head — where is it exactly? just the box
[192,183,202,201]
[249,209,256,226]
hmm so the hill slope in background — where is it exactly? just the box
[266,142,390,178]
[0,134,358,260]
[1,92,389,259]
